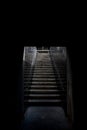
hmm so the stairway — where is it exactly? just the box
[24,50,67,112]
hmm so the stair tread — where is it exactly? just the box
[34,68,53,70]
[33,71,54,73]
[28,72,55,74]
[24,89,64,92]
[24,89,59,91]
[24,76,58,78]
[26,81,56,83]
[24,73,55,76]
[24,86,59,89]
[31,78,56,81]
[25,93,61,95]
[24,75,66,78]
[25,82,57,85]
[24,84,57,88]
[35,65,53,66]
[24,99,63,102]
[34,67,53,68]
[24,87,62,90]
[24,91,65,94]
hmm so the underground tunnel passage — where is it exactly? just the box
[21,46,73,130]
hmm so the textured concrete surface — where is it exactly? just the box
[22,107,70,130]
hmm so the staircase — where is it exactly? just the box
[24,50,67,112]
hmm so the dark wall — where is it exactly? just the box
[4,46,24,130]
[49,44,83,128]
[49,47,73,121]
[67,45,82,129]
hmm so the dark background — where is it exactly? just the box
[1,3,86,129]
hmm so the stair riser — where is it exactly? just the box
[24,90,67,95]
[24,79,57,82]
[24,101,65,106]
[24,97,66,100]
[24,87,62,90]
[24,78,66,81]
[24,89,66,91]
[33,71,54,73]
[24,86,60,89]
[24,83,58,85]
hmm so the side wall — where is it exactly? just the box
[49,47,73,124]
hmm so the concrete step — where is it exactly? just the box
[24,82,57,85]
[24,69,66,73]
[34,66,53,67]
[24,94,65,99]
[24,78,66,81]
[24,75,57,78]
[35,60,51,61]
[24,85,58,89]
[34,68,53,70]
[24,76,66,80]
[34,66,53,68]
[24,89,66,94]
[33,70,54,73]
[33,72,55,74]
[24,71,54,74]
[32,76,56,81]
[31,78,56,81]
[29,81,66,85]
[24,80,67,85]
[35,64,53,66]
[35,62,52,63]
[24,72,55,75]
[57,73,66,75]
[34,67,53,69]
[24,68,54,71]
[35,62,52,64]
[24,86,62,90]
[36,60,51,61]
[37,50,49,52]
[24,99,65,106]
[34,65,53,67]
[25,81,57,85]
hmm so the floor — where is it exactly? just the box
[22,106,70,130]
